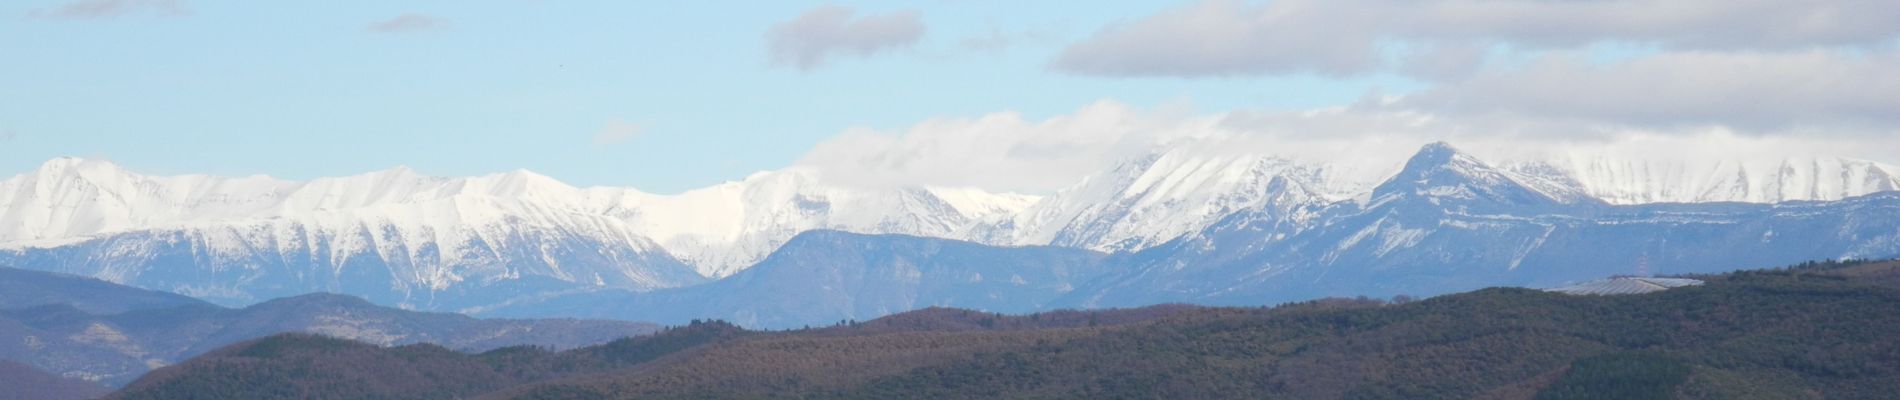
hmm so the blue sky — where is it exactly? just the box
[0,0,1411,192]
[5,0,1896,194]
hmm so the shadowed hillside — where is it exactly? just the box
[111,260,1900,399]
[0,266,661,387]
[0,360,110,400]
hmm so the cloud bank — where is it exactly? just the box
[1399,50,1900,132]
[27,0,188,19]
[798,101,1206,192]
[797,99,1900,194]
[367,14,450,34]
[1053,0,1900,77]
[774,0,1890,194]
[767,6,924,70]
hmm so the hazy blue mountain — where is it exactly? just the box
[0,267,210,314]
[0,266,660,387]
[485,230,1114,329]
[0,360,109,400]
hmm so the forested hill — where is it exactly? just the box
[113,260,1900,400]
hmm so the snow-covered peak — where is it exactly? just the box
[969,145,1346,252]
[23,157,154,191]
[2,159,1039,278]
[456,169,586,203]
[1378,142,1491,190]
[925,187,1041,220]
[5,161,581,245]
[1511,155,1900,204]
[1,158,297,244]
[34,156,121,177]
[1410,141,1460,164]
[607,167,1040,277]
[1368,142,1588,209]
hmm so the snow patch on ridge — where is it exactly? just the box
[1507,155,1900,205]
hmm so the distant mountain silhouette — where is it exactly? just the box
[0,360,109,400]
[0,266,660,387]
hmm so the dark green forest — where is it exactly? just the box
[111,259,1900,399]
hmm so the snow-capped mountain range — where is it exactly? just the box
[1066,142,1900,310]
[0,158,1031,308]
[1506,155,1900,205]
[963,142,1898,254]
[489,143,1900,328]
[3,143,1898,313]
[0,158,1034,275]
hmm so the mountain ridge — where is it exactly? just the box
[4,143,1899,318]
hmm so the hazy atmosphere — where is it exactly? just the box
[6,2,1900,399]
[6,0,1896,193]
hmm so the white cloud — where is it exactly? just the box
[1054,0,1383,77]
[959,25,1053,53]
[1216,105,1900,169]
[592,120,643,145]
[797,99,1900,194]
[27,0,188,19]
[1053,0,1900,77]
[1396,42,1489,82]
[767,5,924,70]
[367,14,450,34]
[797,101,1217,192]
[794,100,1517,193]
[1400,50,1900,132]
[1044,0,1900,144]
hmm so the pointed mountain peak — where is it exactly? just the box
[1370,142,1570,209]
[1375,142,1493,194]
[1398,141,1473,173]
[469,168,580,197]
[1416,140,1458,156]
